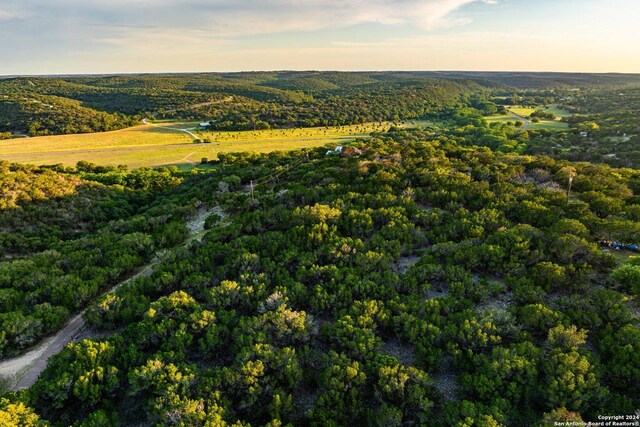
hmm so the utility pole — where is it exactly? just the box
[566,174,574,205]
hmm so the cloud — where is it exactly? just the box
[0,0,502,74]
[194,0,492,34]
[0,4,28,21]
[0,11,16,21]
[0,0,495,35]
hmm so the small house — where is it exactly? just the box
[580,131,588,137]
[326,146,344,156]
[199,122,211,128]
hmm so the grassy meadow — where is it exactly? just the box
[486,104,571,131]
[0,121,407,169]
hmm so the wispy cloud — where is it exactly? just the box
[0,4,28,21]
[0,0,495,35]
[0,0,500,74]
[5,0,638,75]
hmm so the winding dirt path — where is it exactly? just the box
[508,111,531,130]
[142,119,200,140]
[0,207,223,391]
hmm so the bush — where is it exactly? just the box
[611,264,640,296]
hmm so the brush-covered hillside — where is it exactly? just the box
[0,94,137,136]
[0,73,482,135]
[1,128,638,426]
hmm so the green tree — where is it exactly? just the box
[611,264,640,296]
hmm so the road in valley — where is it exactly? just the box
[0,207,223,391]
[508,111,531,130]
[142,118,200,140]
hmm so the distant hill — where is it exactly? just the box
[0,73,482,134]
[0,93,137,136]
[416,71,640,89]
[2,71,639,136]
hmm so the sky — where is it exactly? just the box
[0,0,639,75]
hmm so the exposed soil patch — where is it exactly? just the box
[392,255,421,274]
[187,205,229,242]
[380,337,416,366]
[431,358,458,401]
[424,287,450,300]
[416,203,435,212]
[480,290,514,311]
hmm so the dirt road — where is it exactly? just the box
[0,207,221,391]
[142,119,199,140]
[508,111,531,130]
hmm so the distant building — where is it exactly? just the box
[580,131,589,137]
[326,146,344,156]
[199,122,211,128]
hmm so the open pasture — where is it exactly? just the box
[486,104,570,131]
[0,121,395,169]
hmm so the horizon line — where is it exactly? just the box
[2,69,640,78]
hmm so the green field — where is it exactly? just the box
[541,105,572,118]
[486,115,516,124]
[0,121,397,169]
[529,120,569,131]
[508,106,537,117]
[486,104,570,131]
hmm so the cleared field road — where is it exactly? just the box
[508,111,531,130]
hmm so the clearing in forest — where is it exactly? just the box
[0,121,406,169]
[486,104,570,131]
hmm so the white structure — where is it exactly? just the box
[580,131,588,137]
[199,122,210,128]
[326,146,344,156]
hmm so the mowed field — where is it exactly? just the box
[487,104,571,131]
[0,121,400,169]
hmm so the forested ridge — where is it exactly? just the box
[2,71,638,138]
[0,73,481,135]
[0,94,137,136]
[1,126,639,425]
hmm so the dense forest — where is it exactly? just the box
[1,72,640,425]
[0,161,198,358]
[2,72,640,137]
[0,94,137,136]
[420,72,640,90]
[1,124,639,425]
[0,73,481,135]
